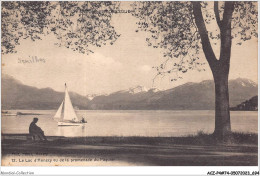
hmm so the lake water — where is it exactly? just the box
[1,110,258,137]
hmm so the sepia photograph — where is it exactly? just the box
[1,0,258,170]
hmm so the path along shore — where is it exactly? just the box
[1,133,258,166]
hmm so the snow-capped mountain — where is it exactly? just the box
[86,94,95,100]
[86,94,101,100]
[2,75,257,110]
[111,85,148,95]
[149,88,161,93]
[87,78,257,110]
[129,85,148,94]
[232,78,257,87]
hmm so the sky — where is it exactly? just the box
[2,2,258,96]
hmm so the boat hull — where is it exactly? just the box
[58,121,87,126]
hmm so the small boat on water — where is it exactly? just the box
[1,110,17,116]
[54,83,87,126]
[2,110,8,114]
[2,111,42,116]
[16,112,42,115]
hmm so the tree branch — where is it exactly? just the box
[221,1,234,28]
[214,1,222,29]
[219,1,234,68]
[192,2,217,70]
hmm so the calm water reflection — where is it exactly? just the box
[1,110,258,137]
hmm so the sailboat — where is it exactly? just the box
[54,83,87,126]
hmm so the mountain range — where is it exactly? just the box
[1,74,258,110]
[1,74,89,110]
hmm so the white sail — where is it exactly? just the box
[54,101,64,118]
[63,85,78,122]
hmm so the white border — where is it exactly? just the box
[1,0,259,175]
[1,166,259,175]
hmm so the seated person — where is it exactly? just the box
[81,117,85,123]
[29,117,47,141]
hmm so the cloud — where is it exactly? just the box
[89,53,122,68]
[139,65,152,72]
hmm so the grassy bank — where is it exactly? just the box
[2,132,258,166]
[2,131,258,146]
[45,131,258,145]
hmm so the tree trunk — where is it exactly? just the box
[192,1,234,142]
[212,69,231,141]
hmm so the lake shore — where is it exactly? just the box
[2,132,258,166]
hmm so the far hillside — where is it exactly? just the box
[230,96,258,111]
[2,74,258,110]
[1,74,90,110]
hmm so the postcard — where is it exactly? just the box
[1,1,258,171]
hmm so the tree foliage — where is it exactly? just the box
[131,1,258,80]
[1,1,120,54]
[2,1,52,54]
